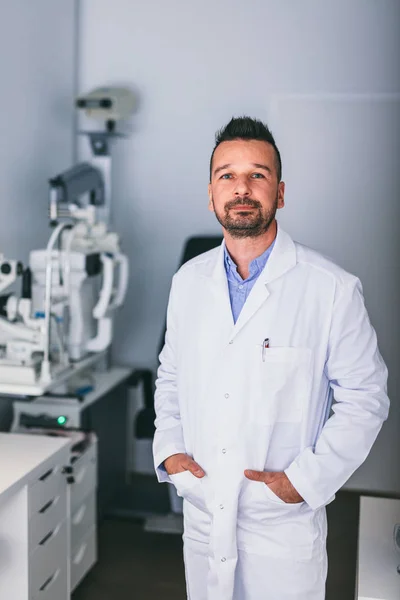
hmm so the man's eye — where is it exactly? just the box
[251,173,264,179]
[220,173,232,179]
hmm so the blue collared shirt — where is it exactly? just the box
[224,241,275,323]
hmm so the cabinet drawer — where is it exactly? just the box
[71,526,97,592]
[31,567,68,600]
[30,519,68,597]
[71,492,96,551]
[29,490,67,551]
[70,443,97,511]
[29,463,65,516]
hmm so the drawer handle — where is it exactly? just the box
[72,503,87,525]
[39,568,60,591]
[39,468,54,482]
[73,542,88,565]
[39,497,57,514]
[39,524,60,546]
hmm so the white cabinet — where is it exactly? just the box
[69,439,98,592]
[31,567,68,600]
[29,463,65,516]
[70,441,97,512]
[29,492,67,551]
[71,526,97,592]
[28,454,69,600]
[0,434,70,600]
[30,520,68,599]
[71,492,96,551]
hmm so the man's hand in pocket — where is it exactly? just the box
[164,453,205,478]
[245,469,303,503]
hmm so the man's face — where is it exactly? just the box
[208,139,285,238]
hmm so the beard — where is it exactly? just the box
[213,195,278,239]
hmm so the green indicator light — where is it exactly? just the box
[57,416,67,426]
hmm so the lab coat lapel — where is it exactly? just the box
[208,242,235,333]
[206,226,297,340]
[231,274,270,338]
[230,225,297,340]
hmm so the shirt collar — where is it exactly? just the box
[223,239,276,279]
[224,246,235,271]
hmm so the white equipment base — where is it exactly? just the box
[0,351,106,397]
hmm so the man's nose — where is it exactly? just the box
[234,176,251,196]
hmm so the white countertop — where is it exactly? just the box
[0,433,70,503]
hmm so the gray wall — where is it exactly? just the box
[78,0,400,494]
[0,0,77,428]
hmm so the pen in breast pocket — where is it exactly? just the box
[262,338,269,362]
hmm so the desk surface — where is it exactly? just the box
[0,433,70,502]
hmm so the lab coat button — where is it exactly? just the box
[219,504,224,510]
[229,340,233,344]
[222,448,227,454]
[224,393,230,398]
[221,557,227,562]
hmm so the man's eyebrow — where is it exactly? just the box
[252,163,272,174]
[213,163,231,176]
[213,162,273,177]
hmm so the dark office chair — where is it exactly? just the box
[132,235,223,443]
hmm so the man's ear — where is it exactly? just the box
[208,183,214,212]
[277,181,285,209]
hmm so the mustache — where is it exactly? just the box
[225,197,262,210]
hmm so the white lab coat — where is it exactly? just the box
[153,226,389,600]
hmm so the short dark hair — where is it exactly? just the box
[209,116,282,182]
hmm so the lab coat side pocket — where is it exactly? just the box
[262,481,305,508]
[170,471,212,515]
[238,480,315,561]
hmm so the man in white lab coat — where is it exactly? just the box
[153,117,389,600]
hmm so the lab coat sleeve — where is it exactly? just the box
[153,275,186,483]
[285,277,389,511]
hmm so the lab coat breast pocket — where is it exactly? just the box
[169,471,212,515]
[255,346,312,425]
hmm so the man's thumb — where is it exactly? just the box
[186,459,205,478]
[244,469,265,482]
